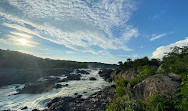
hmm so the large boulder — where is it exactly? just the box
[132,74,181,99]
[117,69,137,80]
[111,69,137,84]
[17,77,60,94]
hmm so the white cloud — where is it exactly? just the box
[150,33,167,41]
[151,37,188,59]
[0,0,138,56]
[66,51,75,54]
[118,54,139,59]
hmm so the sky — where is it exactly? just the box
[0,0,188,64]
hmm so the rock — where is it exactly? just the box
[58,74,81,82]
[76,95,82,98]
[21,106,27,110]
[112,69,137,81]
[45,85,116,111]
[132,74,181,99]
[89,77,97,81]
[76,69,89,74]
[67,74,81,80]
[54,84,68,89]
[126,83,132,91]
[98,69,113,82]
[15,85,19,89]
[54,84,63,89]
[18,81,55,94]
[47,97,62,108]
[48,97,76,110]
[32,109,39,111]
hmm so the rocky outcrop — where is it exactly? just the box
[132,74,181,99]
[112,69,137,80]
[76,69,90,74]
[89,77,97,81]
[45,85,115,111]
[98,69,113,82]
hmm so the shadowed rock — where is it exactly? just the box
[132,74,181,99]
[98,69,113,82]
[45,85,115,111]
[89,77,97,81]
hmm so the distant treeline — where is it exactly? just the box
[0,49,117,70]
[0,49,117,87]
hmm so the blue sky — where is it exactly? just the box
[0,0,188,64]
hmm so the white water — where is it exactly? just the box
[0,69,111,111]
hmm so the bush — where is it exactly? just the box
[106,95,134,111]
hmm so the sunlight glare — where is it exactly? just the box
[18,39,27,45]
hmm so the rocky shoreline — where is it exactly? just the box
[44,85,115,111]
[3,69,115,111]
[42,69,115,111]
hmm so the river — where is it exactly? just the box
[0,69,111,110]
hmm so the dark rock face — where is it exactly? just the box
[111,69,137,81]
[89,77,97,81]
[45,86,115,111]
[54,84,69,89]
[67,74,81,80]
[132,74,181,99]
[32,109,40,111]
[98,69,113,82]
[18,81,55,94]
[54,84,63,89]
[59,74,81,82]
[17,77,60,94]
[21,106,28,110]
[76,69,89,74]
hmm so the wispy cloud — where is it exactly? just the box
[150,33,167,41]
[10,32,33,38]
[66,51,75,54]
[151,37,188,59]
[118,54,139,59]
[0,0,138,56]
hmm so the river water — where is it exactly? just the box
[0,69,111,111]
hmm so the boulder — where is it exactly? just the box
[116,69,137,80]
[89,77,97,81]
[59,74,81,82]
[98,69,113,82]
[54,84,69,89]
[132,74,181,99]
[32,109,39,111]
[54,84,63,89]
[76,70,89,74]
[21,106,27,110]
[17,77,60,94]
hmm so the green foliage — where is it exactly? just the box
[108,46,188,111]
[130,65,157,86]
[117,57,160,71]
[173,74,188,111]
[115,77,129,87]
[143,95,176,111]
[106,95,135,111]
[114,78,129,98]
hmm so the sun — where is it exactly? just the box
[18,39,27,45]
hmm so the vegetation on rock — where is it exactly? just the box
[106,46,188,111]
